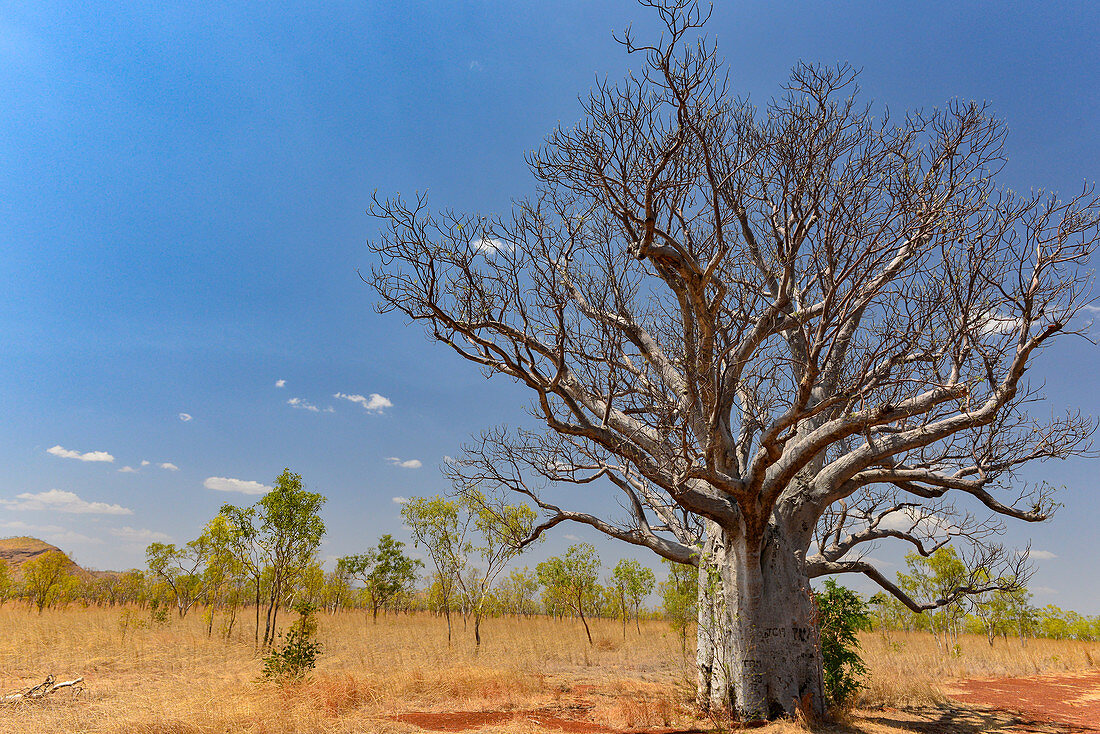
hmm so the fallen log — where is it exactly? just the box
[2,675,85,704]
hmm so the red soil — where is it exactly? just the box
[949,670,1100,731]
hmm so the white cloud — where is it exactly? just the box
[334,392,392,413]
[283,396,321,413]
[386,457,422,469]
[1082,304,1100,314]
[178,413,193,422]
[140,460,151,466]
[878,507,953,536]
[468,60,483,72]
[158,462,179,471]
[118,466,138,474]
[0,519,65,534]
[0,520,103,547]
[109,526,170,542]
[474,237,514,255]
[392,496,409,504]
[563,533,580,541]
[1032,585,1057,596]
[203,476,272,495]
[46,445,114,463]
[275,379,286,388]
[0,489,132,515]
[1025,549,1058,560]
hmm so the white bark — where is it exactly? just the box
[696,519,824,720]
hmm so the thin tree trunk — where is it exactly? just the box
[254,578,261,646]
[577,594,593,645]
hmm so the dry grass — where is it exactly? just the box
[0,606,693,733]
[1,605,1098,733]
[857,629,1100,708]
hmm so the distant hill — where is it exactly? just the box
[0,536,89,580]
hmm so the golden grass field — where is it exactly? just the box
[1,605,1099,733]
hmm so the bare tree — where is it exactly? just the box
[365,0,1098,719]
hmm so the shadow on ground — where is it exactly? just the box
[847,702,1096,734]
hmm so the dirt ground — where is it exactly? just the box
[388,671,1100,734]
[944,669,1100,732]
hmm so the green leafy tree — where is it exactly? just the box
[495,567,540,616]
[21,550,73,613]
[198,514,249,637]
[0,559,11,606]
[401,495,471,642]
[216,503,268,643]
[145,538,209,618]
[898,547,970,652]
[256,469,327,647]
[659,558,698,652]
[323,556,356,613]
[537,543,601,645]
[815,579,871,708]
[342,534,422,622]
[968,573,1016,646]
[261,601,323,680]
[457,489,536,646]
[610,558,656,636]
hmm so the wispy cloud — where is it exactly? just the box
[392,496,409,504]
[140,460,150,467]
[563,533,580,541]
[386,457,422,469]
[334,392,392,413]
[0,489,132,515]
[47,445,114,463]
[275,379,286,388]
[287,397,332,413]
[109,526,170,542]
[158,462,179,472]
[1032,585,1057,595]
[203,476,272,495]
[0,520,102,546]
[1025,549,1058,560]
[178,413,193,422]
[468,60,483,72]
[118,466,138,474]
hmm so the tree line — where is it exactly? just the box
[2,473,1094,652]
[867,546,1100,646]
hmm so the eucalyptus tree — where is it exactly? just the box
[537,544,602,645]
[146,538,210,618]
[401,495,471,642]
[21,551,73,613]
[216,503,266,644]
[458,489,536,646]
[255,469,326,647]
[366,0,1098,719]
[341,534,422,622]
[610,558,656,635]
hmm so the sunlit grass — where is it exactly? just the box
[1,605,1098,732]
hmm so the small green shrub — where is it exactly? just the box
[262,602,323,680]
[815,579,871,708]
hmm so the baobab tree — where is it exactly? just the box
[365,0,1098,719]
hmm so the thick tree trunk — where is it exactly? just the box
[695,520,824,721]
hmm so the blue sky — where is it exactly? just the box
[1,1,1097,612]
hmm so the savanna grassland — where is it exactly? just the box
[3,605,1100,734]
